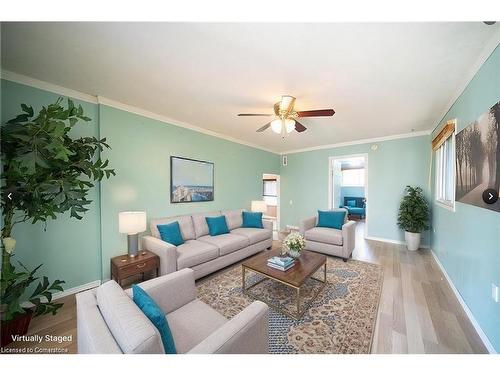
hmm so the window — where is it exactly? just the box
[341,169,365,187]
[435,134,455,209]
[263,179,277,197]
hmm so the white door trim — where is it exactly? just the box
[328,153,369,239]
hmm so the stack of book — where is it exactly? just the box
[267,256,295,271]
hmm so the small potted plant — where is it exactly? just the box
[397,186,430,251]
[282,232,306,259]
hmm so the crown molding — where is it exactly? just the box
[431,27,500,135]
[1,70,99,104]
[96,96,277,154]
[1,70,277,154]
[280,129,432,155]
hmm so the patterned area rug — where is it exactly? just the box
[197,256,383,354]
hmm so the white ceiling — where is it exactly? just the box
[2,22,499,153]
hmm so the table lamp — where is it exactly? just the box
[251,200,267,213]
[119,211,147,257]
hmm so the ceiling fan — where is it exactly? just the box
[237,95,335,137]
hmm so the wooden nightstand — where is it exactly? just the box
[110,250,159,287]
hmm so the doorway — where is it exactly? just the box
[262,173,280,240]
[328,154,368,238]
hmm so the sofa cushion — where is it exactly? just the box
[157,221,184,246]
[206,215,230,236]
[242,211,264,228]
[305,227,343,246]
[192,211,222,238]
[166,299,227,353]
[132,284,177,354]
[176,240,219,269]
[96,280,164,354]
[198,233,250,256]
[151,215,195,241]
[346,199,356,207]
[221,209,243,230]
[231,227,272,245]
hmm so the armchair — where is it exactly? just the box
[77,268,269,354]
[299,208,356,261]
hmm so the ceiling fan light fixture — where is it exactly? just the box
[285,118,295,133]
[271,119,282,134]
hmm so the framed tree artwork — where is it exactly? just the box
[455,101,500,212]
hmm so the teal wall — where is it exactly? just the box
[1,79,102,289]
[1,80,280,287]
[98,105,280,279]
[340,186,365,206]
[280,135,431,245]
[431,45,500,351]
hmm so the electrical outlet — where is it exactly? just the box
[289,200,293,205]
[492,283,499,303]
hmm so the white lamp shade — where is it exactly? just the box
[271,119,282,134]
[119,211,147,234]
[251,200,267,213]
[285,118,295,133]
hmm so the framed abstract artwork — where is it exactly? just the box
[170,156,214,203]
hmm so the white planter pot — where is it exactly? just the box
[405,231,421,251]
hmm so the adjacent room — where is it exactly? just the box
[0,20,499,360]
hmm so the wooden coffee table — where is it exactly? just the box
[242,250,327,319]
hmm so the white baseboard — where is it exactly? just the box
[52,279,101,301]
[21,279,101,309]
[365,235,430,249]
[430,251,497,354]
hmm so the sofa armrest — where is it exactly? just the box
[299,216,316,235]
[142,235,177,276]
[188,301,269,354]
[262,219,273,231]
[342,220,356,257]
[125,268,197,314]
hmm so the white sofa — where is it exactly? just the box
[299,208,356,261]
[142,209,273,279]
[77,268,269,354]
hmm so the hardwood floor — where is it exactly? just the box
[2,221,487,354]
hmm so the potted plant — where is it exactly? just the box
[282,232,306,259]
[1,98,115,346]
[397,185,430,251]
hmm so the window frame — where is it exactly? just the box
[262,179,278,197]
[435,128,456,212]
[341,168,365,187]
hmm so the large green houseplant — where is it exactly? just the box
[397,185,430,251]
[1,98,115,345]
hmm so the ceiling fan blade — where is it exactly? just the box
[238,113,273,116]
[256,122,271,132]
[297,109,335,117]
[294,121,307,132]
[273,102,280,116]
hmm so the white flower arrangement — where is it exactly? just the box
[282,232,306,253]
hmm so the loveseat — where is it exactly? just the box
[76,268,269,353]
[341,196,366,219]
[142,209,273,279]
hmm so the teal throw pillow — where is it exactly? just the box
[317,210,345,230]
[206,215,230,236]
[132,284,177,354]
[242,211,264,229]
[347,199,356,207]
[157,221,184,246]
